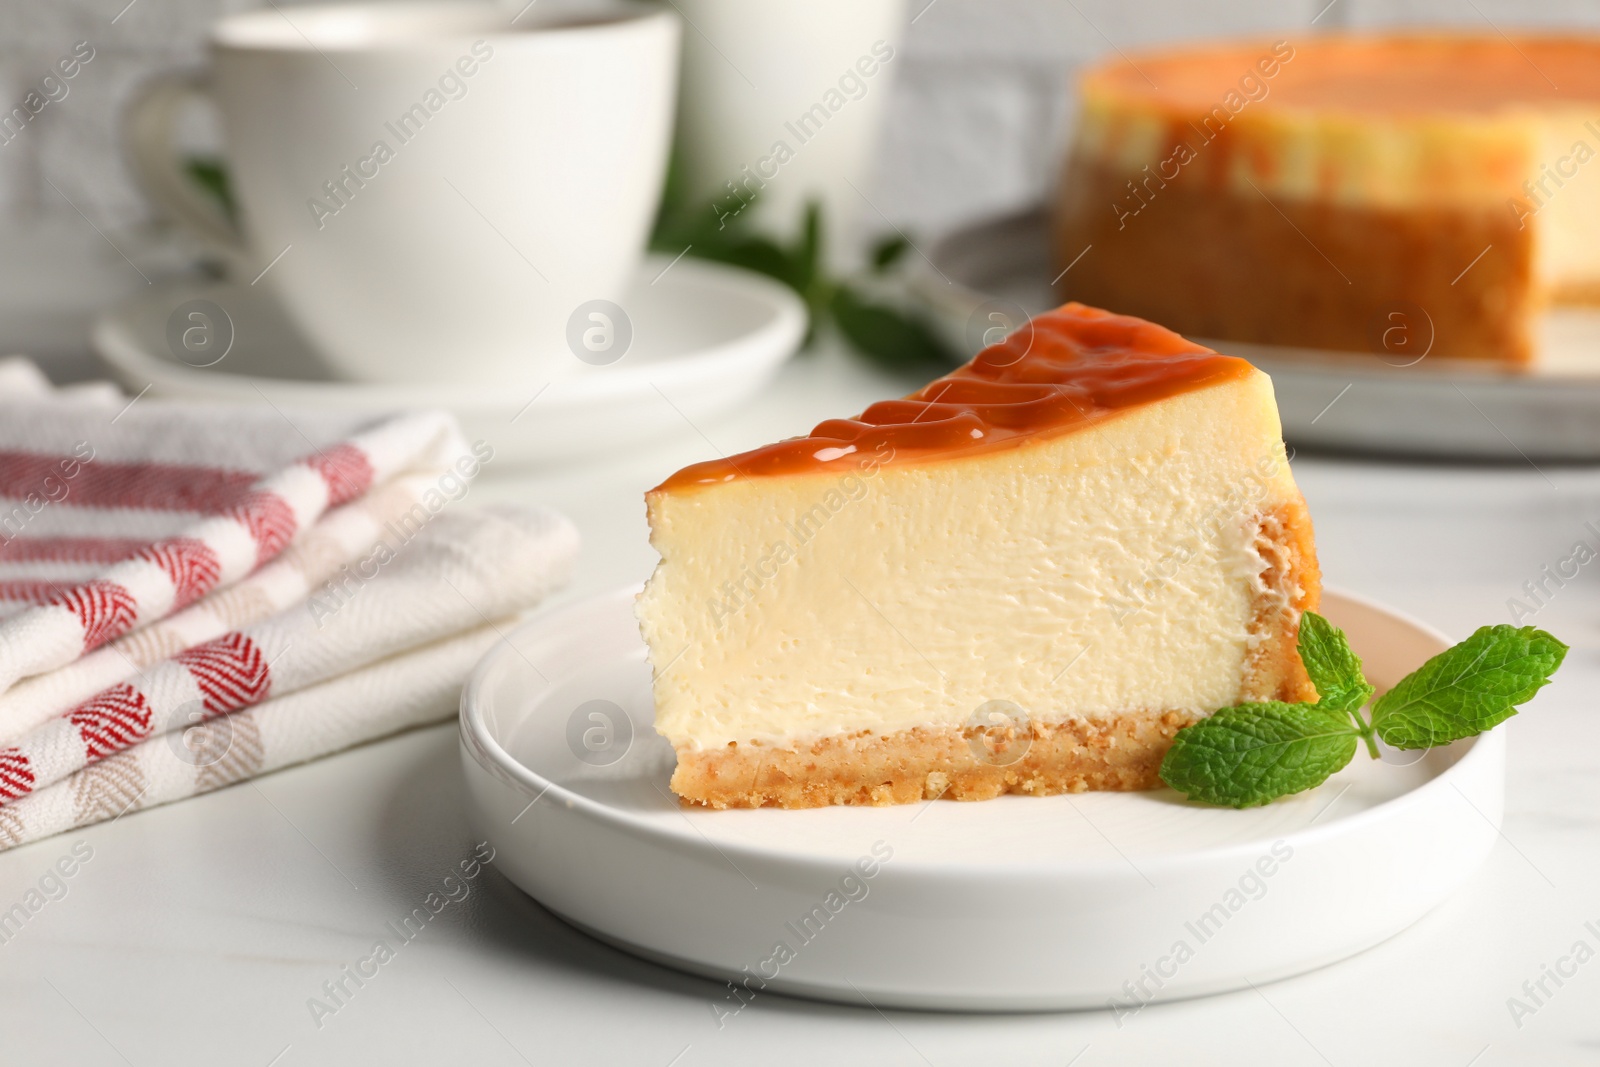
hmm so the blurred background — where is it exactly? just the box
[1,8,1597,1054]
[4,0,1591,371]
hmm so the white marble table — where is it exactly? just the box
[3,343,1597,1066]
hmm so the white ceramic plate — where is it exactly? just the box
[459,585,1503,1011]
[91,256,806,465]
[910,208,1600,460]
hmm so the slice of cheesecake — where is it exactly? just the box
[638,303,1320,809]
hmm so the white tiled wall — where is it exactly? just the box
[1,0,1596,243]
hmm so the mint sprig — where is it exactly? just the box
[1159,613,1567,808]
[183,155,237,225]
[1295,610,1378,757]
[649,182,956,369]
[1370,625,1567,749]
[1158,702,1359,808]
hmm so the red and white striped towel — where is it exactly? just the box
[0,622,505,850]
[0,473,463,737]
[0,361,580,848]
[0,507,576,807]
[0,360,468,695]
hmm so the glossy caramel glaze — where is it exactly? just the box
[1090,35,1600,115]
[654,303,1253,492]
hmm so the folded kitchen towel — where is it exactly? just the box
[0,506,578,808]
[0,362,582,850]
[0,470,475,738]
[0,622,506,851]
[0,372,469,695]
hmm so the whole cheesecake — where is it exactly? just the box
[637,303,1321,809]
[1054,35,1600,366]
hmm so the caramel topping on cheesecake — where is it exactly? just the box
[655,302,1252,491]
[1089,35,1600,116]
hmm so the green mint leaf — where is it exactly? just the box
[830,286,957,369]
[794,200,822,296]
[1159,703,1359,808]
[1297,611,1376,715]
[183,156,237,224]
[1371,625,1568,749]
[871,234,910,272]
[689,235,795,286]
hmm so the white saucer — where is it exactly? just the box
[459,586,1503,1011]
[911,208,1600,460]
[91,256,806,465]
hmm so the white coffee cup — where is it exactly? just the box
[126,1,679,384]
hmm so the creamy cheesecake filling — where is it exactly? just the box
[1075,86,1534,212]
[640,374,1306,752]
[1529,112,1600,300]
